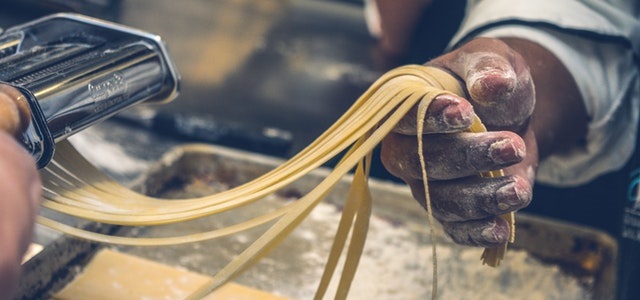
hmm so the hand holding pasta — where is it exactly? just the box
[381,38,536,248]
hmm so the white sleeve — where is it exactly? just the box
[448,0,640,187]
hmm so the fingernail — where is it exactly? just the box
[496,178,529,211]
[488,138,524,165]
[442,99,474,129]
[469,71,517,101]
[481,221,507,245]
[467,56,517,104]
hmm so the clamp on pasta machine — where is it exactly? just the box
[0,13,180,168]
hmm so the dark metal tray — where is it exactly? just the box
[117,144,617,300]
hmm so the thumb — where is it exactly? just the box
[428,38,535,130]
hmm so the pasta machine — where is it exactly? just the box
[0,13,181,168]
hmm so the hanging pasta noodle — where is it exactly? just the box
[36,65,515,299]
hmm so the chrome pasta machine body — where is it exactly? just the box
[0,13,180,168]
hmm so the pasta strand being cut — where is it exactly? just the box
[38,65,515,299]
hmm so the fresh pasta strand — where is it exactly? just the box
[38,65,514,299]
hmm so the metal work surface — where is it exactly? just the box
[18,121,616,299]
[121,143,616,299]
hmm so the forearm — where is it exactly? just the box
[498,37,587,160]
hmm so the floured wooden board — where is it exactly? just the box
[53,249,288,300]
[98,144,616,300]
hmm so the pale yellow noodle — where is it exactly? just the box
[38,65,514,299]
